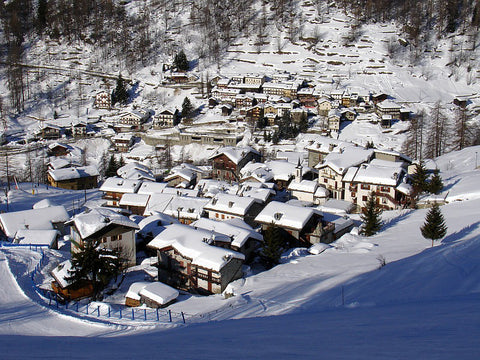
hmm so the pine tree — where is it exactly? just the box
[420,203,447,247]
[411,161,429,195]
[174,50,189,71]
[261,223,284,269]
[105,155,118,178]
[67,239,123,300]
[181,96,193,121]
[360,191,383,236]
[428,170,443,195]
[112,74,129,105]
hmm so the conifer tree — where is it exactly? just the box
[420,203,447,247]
[261,223,283,269]
[181,96,193,121]
[174,50,189,71]
[67,239,122,300]
[428,170,443,195]
[360,191,383,236]
[105,155,118,178]
[112,74,129,105]
[411,161,429,195]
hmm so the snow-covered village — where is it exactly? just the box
[0,0,479,358]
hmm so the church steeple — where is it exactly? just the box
[295,158,302,183]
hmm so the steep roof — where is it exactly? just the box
[209,146,260,164]
[148,224,244,271]
[255,201,322,230]
[192,218,263,248]
[0,206,70,238]
[69,208,139,240]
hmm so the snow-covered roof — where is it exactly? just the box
[51,260,74,289]
[14,229,59,247]
[119,193,150,207]
[137,213,179,237]
[255,201,322,230]
[353,159,405,186]
[264,160,297,181]
[32,198,58,209]
[192,218,263,248]
[139,282,179,305]
[317,199,356,215]
[164,168,196,182]
[317,147,374,175]
[238,184,275,203]
[143,193,175,216]
[204,193,259,216]
[195,179,236,197]
[209,146,260,164]
[99,177,142,193]
[69,208,139,240]
[48,165,99,181]
[148,224,244,271]
[162,187,200,197]
[125,282,150,301]
[117,162,154,181]
[162,196,210,220]
[288,179,318,193]
[0,206,70,238]
[137,181,168,195]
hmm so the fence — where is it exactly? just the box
[1,243,228,326]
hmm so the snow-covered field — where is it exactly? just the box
[1,147,479,358]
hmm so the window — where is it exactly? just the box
[382,198,388,204]
[380,186,390,193]
[215,213,219,218]
[362,196,368,202]
[221,214,225,219]
[361,184,370,190]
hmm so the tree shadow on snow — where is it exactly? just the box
[441,221,480,245]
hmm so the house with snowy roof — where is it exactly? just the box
[195,179,236,198]
[343,159,413,211]
[255,201,335,245]
[99,177,143,206]
[47,165,99,190]
[153,109,179,128]
[237,182,275,204]
[112,133,135,153]
[288,161,329,205]
[125,281,179,308]
[137,181,168,195]
[191,218,263,261]
[204,193,264,227]
[13,229,60,249]
[47,142,74,157]
[317,146,374,200]
[327,109,342,131]
[68,207,139,267]
[36,123,63,140]
[164,168,197,188]
[376,100,401,119]
[210,146,261,182]
[119,193,150,215]
[147,224,245,294]
[161,196,210,225]
[0,205,70,242]
[317,97,333,116]
[51,259,94,300]
[306,137,344,167]
[117,162,156,182]
[119,110,151,131]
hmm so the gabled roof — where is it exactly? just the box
[137,181,168,195]
[209,146,260,164]
[352,159,405,186]
[0,206,70,238]
[255,201,322,230]
[204,193,260,216]
[48,166,99,181]
[68,208,139,240]
[317,147,374,175]
[147,224,244,271]
[119,193,150,207]
[99,177,142,193]
[14,229,59,247]
[192,218,263,248]
[288,179,318,194]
